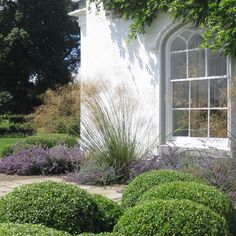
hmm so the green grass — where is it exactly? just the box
[0,137,25,153]
[0,137,25,146]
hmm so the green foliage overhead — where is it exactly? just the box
[92,0,236,55]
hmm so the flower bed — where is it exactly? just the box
[0,145,84,175]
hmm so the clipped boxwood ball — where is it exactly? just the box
[0,223,72,236]
[114,199,229,236]
[121,170,202,208]
[0,181,99,235]
[92,194,123,232]
[78,233,120,236]
[138,181,235,234]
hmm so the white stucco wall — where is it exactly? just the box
[70,3,178,144]
[70,3,235,151]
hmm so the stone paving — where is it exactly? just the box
[0,174,124,202]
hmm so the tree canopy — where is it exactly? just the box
[92,0,236,56]
[0,0,80,114]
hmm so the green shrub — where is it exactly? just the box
[92,194,123,232]
[121,170,202,208]
[0,123,35,137]
[7,115,26,124]
[114,199,229,236]
[0,91,13,114]
[0,181,99,235]
[77,233,119,236]
[23,134,77,148]
[138,181,235,234]
[0,223,71,236]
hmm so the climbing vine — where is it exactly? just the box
[91,0,236,56]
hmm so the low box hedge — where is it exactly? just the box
[78,233,119,236]
[121,169,202,208]
[0,182,99,235]
[114,199,229,236]
[92,194,123,232]
[138,181,235,234]
[0,223,72,236]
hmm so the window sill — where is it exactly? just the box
[167,137,230,151]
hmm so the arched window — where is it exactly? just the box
[167,28,228,139]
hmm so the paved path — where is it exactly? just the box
[0,174,124,202]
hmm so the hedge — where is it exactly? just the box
[121,169,202,208]
[78,233,119,236]
[138,181,236,234]
[7,115,26,124]
[0,223,72,236]
[0,182,99,235]
[0,123,34,137]
[0,115,26,124]
[114,199,229,236]
[92,194,123,232]
[23,134,77,148]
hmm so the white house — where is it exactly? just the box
[69,0,236,152]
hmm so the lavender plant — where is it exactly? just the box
[132,145,236,205]
[183,154,236,205]
[66,159,120,186]
[0,145,84,175]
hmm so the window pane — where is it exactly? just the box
[188,49,205,78]
[210,110,227,138]
[190,110,208,137]
[210,79,227,107]
[208,50,227,76]
[191,80,208,108]
[188,33,203,49]
[173,81,189,108]
[180,30,193,41]
[171,52,187,79]
[171,37,186,51]
[173,110,189,136]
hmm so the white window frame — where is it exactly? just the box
[165,27,231,150]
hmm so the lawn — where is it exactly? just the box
[0,137,25,153]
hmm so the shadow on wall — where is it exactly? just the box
[105,14,160,88]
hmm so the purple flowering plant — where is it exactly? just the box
[0,145,84,175]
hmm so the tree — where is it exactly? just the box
[0,0,80,114]
[0,91,13,114]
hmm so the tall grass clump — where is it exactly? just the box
[80,82,157,183]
